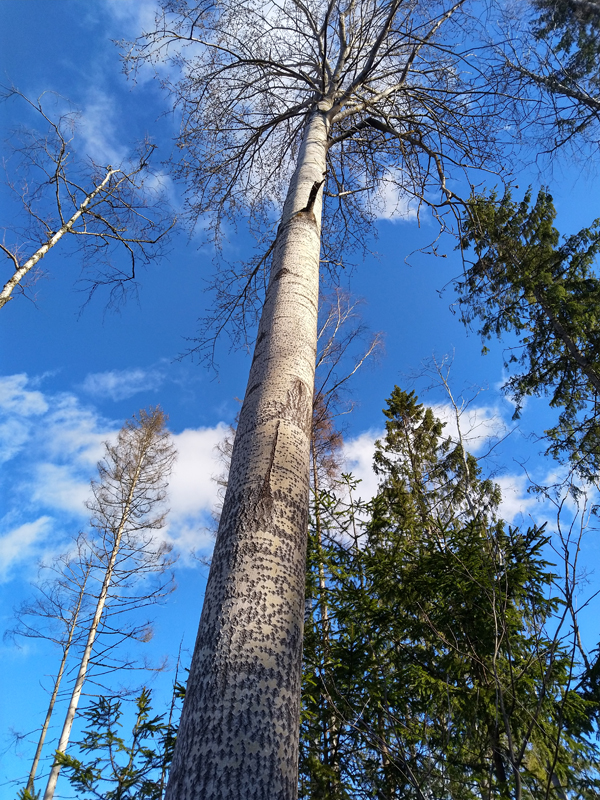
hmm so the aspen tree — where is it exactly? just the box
[128,3,509,796]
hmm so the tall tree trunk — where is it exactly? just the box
[43,457,145,800]
[26,566,90,796]
[165,106,330,800]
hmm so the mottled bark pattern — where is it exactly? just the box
[166,110,329,800]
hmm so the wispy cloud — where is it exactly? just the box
[82,367,165,401]
[0,374,50,463]
[101,0,162,37]
[0,517,53,583]
[0,374,49,416]
[77,88,128,167]
[0,373,229,580]
[101,0,185,86]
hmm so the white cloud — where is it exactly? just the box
[30,463,91,517]
[82,367,164,401]
[40,396,116,468]
[495,474,541,525]
[429,402,510,455]
[374,178,419,222]
[169,425,229,517]
[0,372,232,578]
[77,88,128,167]
[165,424,232,555]
[342,429,382,502]
[0,517,53,583]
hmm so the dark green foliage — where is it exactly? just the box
[533,0,600,83]
[456,188,600,479]
[373,387,501,523]
[54,688,177,800]
[530,0,600,138]
[299,388,600,799]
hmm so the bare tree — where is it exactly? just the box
[126,3,510,797]
[35,407,177,800]
[0,88,175,310]
[6,538,93,799]
[313,289,382,484]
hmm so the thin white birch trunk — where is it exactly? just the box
[165,106,330,800]
[25,566,90,796]
[0,168,116,309]
[43,456,144,800]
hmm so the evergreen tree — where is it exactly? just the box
[456,188,600,481]
[531,0,600,123]
[300,388,600,799]
[53,687,180,800]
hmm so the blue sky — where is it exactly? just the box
[1,1,599,796]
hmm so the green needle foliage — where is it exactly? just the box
[520,0,600,146]
[532,0,600,94]
[54,688,178,800]
[44,387,599,799]
[299,387,600,799]
[456,188,600,481]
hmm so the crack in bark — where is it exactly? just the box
[299,179,325,214]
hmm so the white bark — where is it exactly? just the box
[0,168,116,309]
[43,456,144,800]
[25,567,90,796]
[165,107,330,800]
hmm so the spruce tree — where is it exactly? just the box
[456,188,600,480]
[300,388,600,799]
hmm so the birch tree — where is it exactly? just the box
[127,3,509,797]
[41,408,176,800]
[6,539,92,799]
[0,89,174,310]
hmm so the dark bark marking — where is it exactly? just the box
[273,267,291,281]
[259,421,279,501]
[283,379,313,435]
[299,179,325,214]
[256,379,313,437]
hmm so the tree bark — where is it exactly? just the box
[43,455,145,800]
[165,107,330,800]
[25,566,90,796]
[0,167,117,309]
